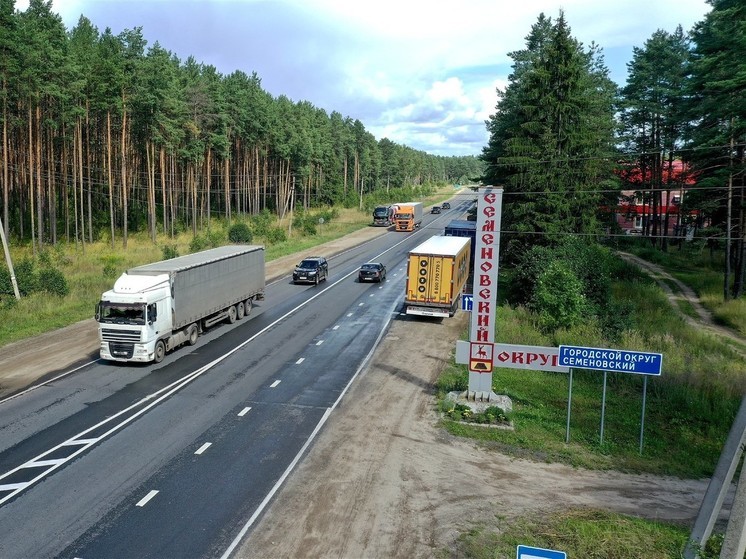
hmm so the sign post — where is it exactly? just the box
[559,345,662,450]
[468,188,503,395]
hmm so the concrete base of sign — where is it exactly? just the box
[446,391,513,414]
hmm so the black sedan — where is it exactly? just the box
[358,262,386,282]
[431,206,441,214]
[442,201,451,209]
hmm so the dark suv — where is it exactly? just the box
[293,257,328,285]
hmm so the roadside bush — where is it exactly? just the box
[531,261,588,332]
[264,226,287,245]
[14,259,38,295]
[228,222,253,243]
[38,268,69,297]
[162,245,179,260]
[250,209,275,238]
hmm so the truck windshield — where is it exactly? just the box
[373,208,389,216]
[395,213,411,219]
[98,302,146,325]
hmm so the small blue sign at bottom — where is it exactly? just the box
[517,544,567,559]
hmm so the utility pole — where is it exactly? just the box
[0,216,20,299]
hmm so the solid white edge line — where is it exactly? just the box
[195,442,212,455]
[136,489,159,507]
[220,294,400,559]
[0,359,99,405]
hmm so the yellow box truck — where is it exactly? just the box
[405,235,471,318]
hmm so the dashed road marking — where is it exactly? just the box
[238,407,251,417]
[195,443,212,455]
[295,357,305,364]
[316,340,324,346]
[270,380,281,388]
[136,490,159,507]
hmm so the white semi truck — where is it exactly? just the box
[96,245,265,363]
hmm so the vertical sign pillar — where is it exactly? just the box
[468,188,503,394]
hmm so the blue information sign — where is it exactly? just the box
[559,345,662,376]
[461,293,473,311]
[517,544,567,559]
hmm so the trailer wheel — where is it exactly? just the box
[154,340,166,363]
[236,301,245,320]
[228,305,237,324]
[187,324,198,346]
[244,299,253,316]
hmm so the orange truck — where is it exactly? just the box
[393,202,423,232]
[404,235,471,318]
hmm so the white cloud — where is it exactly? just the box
[14,0,712,156]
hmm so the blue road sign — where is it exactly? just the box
[517,544,566,559]
[559,345,662,376]
[461,293,473,311]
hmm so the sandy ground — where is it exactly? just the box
[0,229,739,557]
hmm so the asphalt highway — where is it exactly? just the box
[0,201,471,559]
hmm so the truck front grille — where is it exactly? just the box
[101,328,141,343]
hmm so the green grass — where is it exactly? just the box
[624,243,746,336]
[445,509,690,559]
[437,263,745,478]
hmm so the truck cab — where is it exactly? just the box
[97,273,172,362]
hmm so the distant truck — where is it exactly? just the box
[96,245,265,363]
[372,205,394,226]
[444,219,477,269]
[404,235,471,318]
[394,202,423,232]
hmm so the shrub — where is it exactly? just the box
[250,209,275,237]
[531,261,588,332]
[189,234,209,252]
[265,226,287,245]
[14,259,37,295]
[38,268,69,297]
[228,222,253,243]
[162,245,179,260]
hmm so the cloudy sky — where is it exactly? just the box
[19,0,711,157]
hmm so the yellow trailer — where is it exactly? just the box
[405,235,471,318]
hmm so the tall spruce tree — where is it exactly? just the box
[686,0,746,299]
[481,11,617,260]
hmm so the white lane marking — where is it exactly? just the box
[25,458,66,468]
[195,443,212,455]
[270,380,281,388]
[0,482,28,491]
[136,490,159,507]
[358,303,364,307]
[333,325,339,330]
[220,293,400,559]
[369,294,374,297]
[62,438,99,446]
[347,313,353,317]
[316,340,324,346]
[0,359,99,405]
[238,407,251,417]
[295,357,305,364]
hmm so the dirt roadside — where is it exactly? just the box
[0,230,735,558]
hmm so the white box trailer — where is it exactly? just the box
[97,245,265,363]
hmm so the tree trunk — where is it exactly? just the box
[107,110,115,248]
[121,102,128,249]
